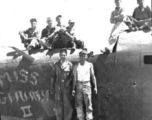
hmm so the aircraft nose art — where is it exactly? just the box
[0,57,56,119]
[0,47,99,120]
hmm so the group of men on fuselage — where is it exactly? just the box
[103,0,152,54]
[19,15,84,54]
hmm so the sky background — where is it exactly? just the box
[0,0,151,53]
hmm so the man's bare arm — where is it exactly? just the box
[47,31,57,39]
[72,64,77,96]
[27,37,37,40]
[64,31,75,41]
[110,9,125,23]
[90,63,97,94]
[36,30,41,39]
[110,12,116,24]
[19,31,28,40]
[113,14,124,22]
[28,30,41,40]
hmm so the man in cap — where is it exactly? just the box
[65,19,84,50]
[72,49,97,120]
[51,48,73,120]
[19,18,41,54]
[40,17,56,49]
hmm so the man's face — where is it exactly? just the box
[69,23,75,28]
[56,17,62,24]
[47,20,52,27]
[79,54,87,62]
[31,21,37,29]
[60,52,67,61]
[115,0,121,7]
[137,0,144,7]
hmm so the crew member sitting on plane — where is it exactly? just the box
[51,15,67,48]
[65,20,84,50]
[132,0,152,30]
[108,0,128,44]
[39,17,56,49]
[125,0,152,31]
[102,0,127,53]
[110,0,125,24]
[19,18,41,53]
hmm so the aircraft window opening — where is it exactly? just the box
[144,55,152,64]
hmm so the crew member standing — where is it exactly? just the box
[51,49,73,120]
[40,17,56,49]
[72,49,97,120]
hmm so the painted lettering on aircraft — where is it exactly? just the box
[0,97,7,104]
[0,70,50,104]
[21,105,33,118]
[13,71,18,81]
[19,69,28,83]
[0,90,50,104]
[0,69,53,119]
[30,72,39,85]
[0,69,39,86]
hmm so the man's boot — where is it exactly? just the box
[27,46,34,55]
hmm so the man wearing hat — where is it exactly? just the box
[65,19,84,50]
[40,17,56,49]
[72,49,97,120]
[19,18,41,54]
[51,48,73,120]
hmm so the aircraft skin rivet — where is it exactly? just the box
[105,94,110,98]
[133,81,137,86]
[133,81,137,87]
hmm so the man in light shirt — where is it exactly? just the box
[110,0,125,24]
[72,49,97,120]
[108,0,127,46]
[102,0,128,54]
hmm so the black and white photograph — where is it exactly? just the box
[0,0,151,120]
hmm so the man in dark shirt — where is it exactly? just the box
[51,15,67,48]
[132,0,152,30]
[39,17,56,49]
[51,49,73,120]
[19,18,41,53]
